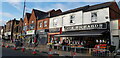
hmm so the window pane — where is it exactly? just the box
[39,22,42,27]
[44,21,47,27]
[70,15,75,23]
[91,12,97,22]
[53,19,58,26]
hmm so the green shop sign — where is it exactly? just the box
[28,30,33,33]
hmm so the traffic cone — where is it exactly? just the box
[2,42,5,47]
[5,43,9,48]
[48,48,53,57]
[13,44,17,50]
[32,47,37,55]
[21,46,25,52]
[73,52,76,56]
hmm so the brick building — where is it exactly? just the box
[36,9,62,44]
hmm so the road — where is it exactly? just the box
[2,47,35,56]
[1,47,50,58]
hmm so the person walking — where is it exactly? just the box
[33,37,38,47]
[28,38,32,47]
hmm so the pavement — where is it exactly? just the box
[1,41,91,56]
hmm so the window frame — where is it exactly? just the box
[39,22,43,28]
[53,19,58,27]
[43,20,48,27]
[91,12,97,22]
[70,14,75,23]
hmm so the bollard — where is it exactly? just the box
[32,47,37,55]
[5,43,9,48]
[21,46,25,52]
[13,44,17,50]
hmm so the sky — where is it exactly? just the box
[0,0,120,26]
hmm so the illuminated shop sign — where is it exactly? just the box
[64,23,107,31]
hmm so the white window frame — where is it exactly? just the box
[91,12,97,22]
[53,19,58,27]
[70,14,75,24]
[44,21,47,27]
[39,22,42,28]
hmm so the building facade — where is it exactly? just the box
[4,19,19,40]
[22,13,31,41]
[50,2,120,49]
[37,9,62,44]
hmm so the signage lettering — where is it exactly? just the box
[64,23,107,31]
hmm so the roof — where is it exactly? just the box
[84,2,112,12]
[33,9,48,20]
[25,13,31,21]
[51,2,113,18]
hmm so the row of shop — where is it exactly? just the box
[22,22,119,49]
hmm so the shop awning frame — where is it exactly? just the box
[54,30,108,37]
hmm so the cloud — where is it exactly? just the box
[2,0,114,2]
[0,12,15,18]
[8,2,23,11]
[0,19,6,26]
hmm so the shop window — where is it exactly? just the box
[70,15,75,23]
[39,22,42,28]
[44,21,47,27]
[53,19,58,26]
[91,12,97,22]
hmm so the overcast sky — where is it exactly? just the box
[0,0,120,26]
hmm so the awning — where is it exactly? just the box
[54,30,108,37]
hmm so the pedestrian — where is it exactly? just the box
[28,38,32,47]
[33,37,38,47]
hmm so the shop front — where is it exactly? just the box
[48,27,62,44]
[26,30,35,43]
[36,29,49,45]
[53,22,111,52]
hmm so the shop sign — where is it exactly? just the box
[37,29,49,34]
[26,30,35,35]
[64,23,107,31]
[49,28,61,33]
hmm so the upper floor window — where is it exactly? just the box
[91,12,97,22]
[70,15,75,23]
[25,23,26,25]
[53,19,58,27]
[32,21,34,23]
[39,22,42,28]
[23,26,27,31]
[44,21,47,27]
[29,24,35,30]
